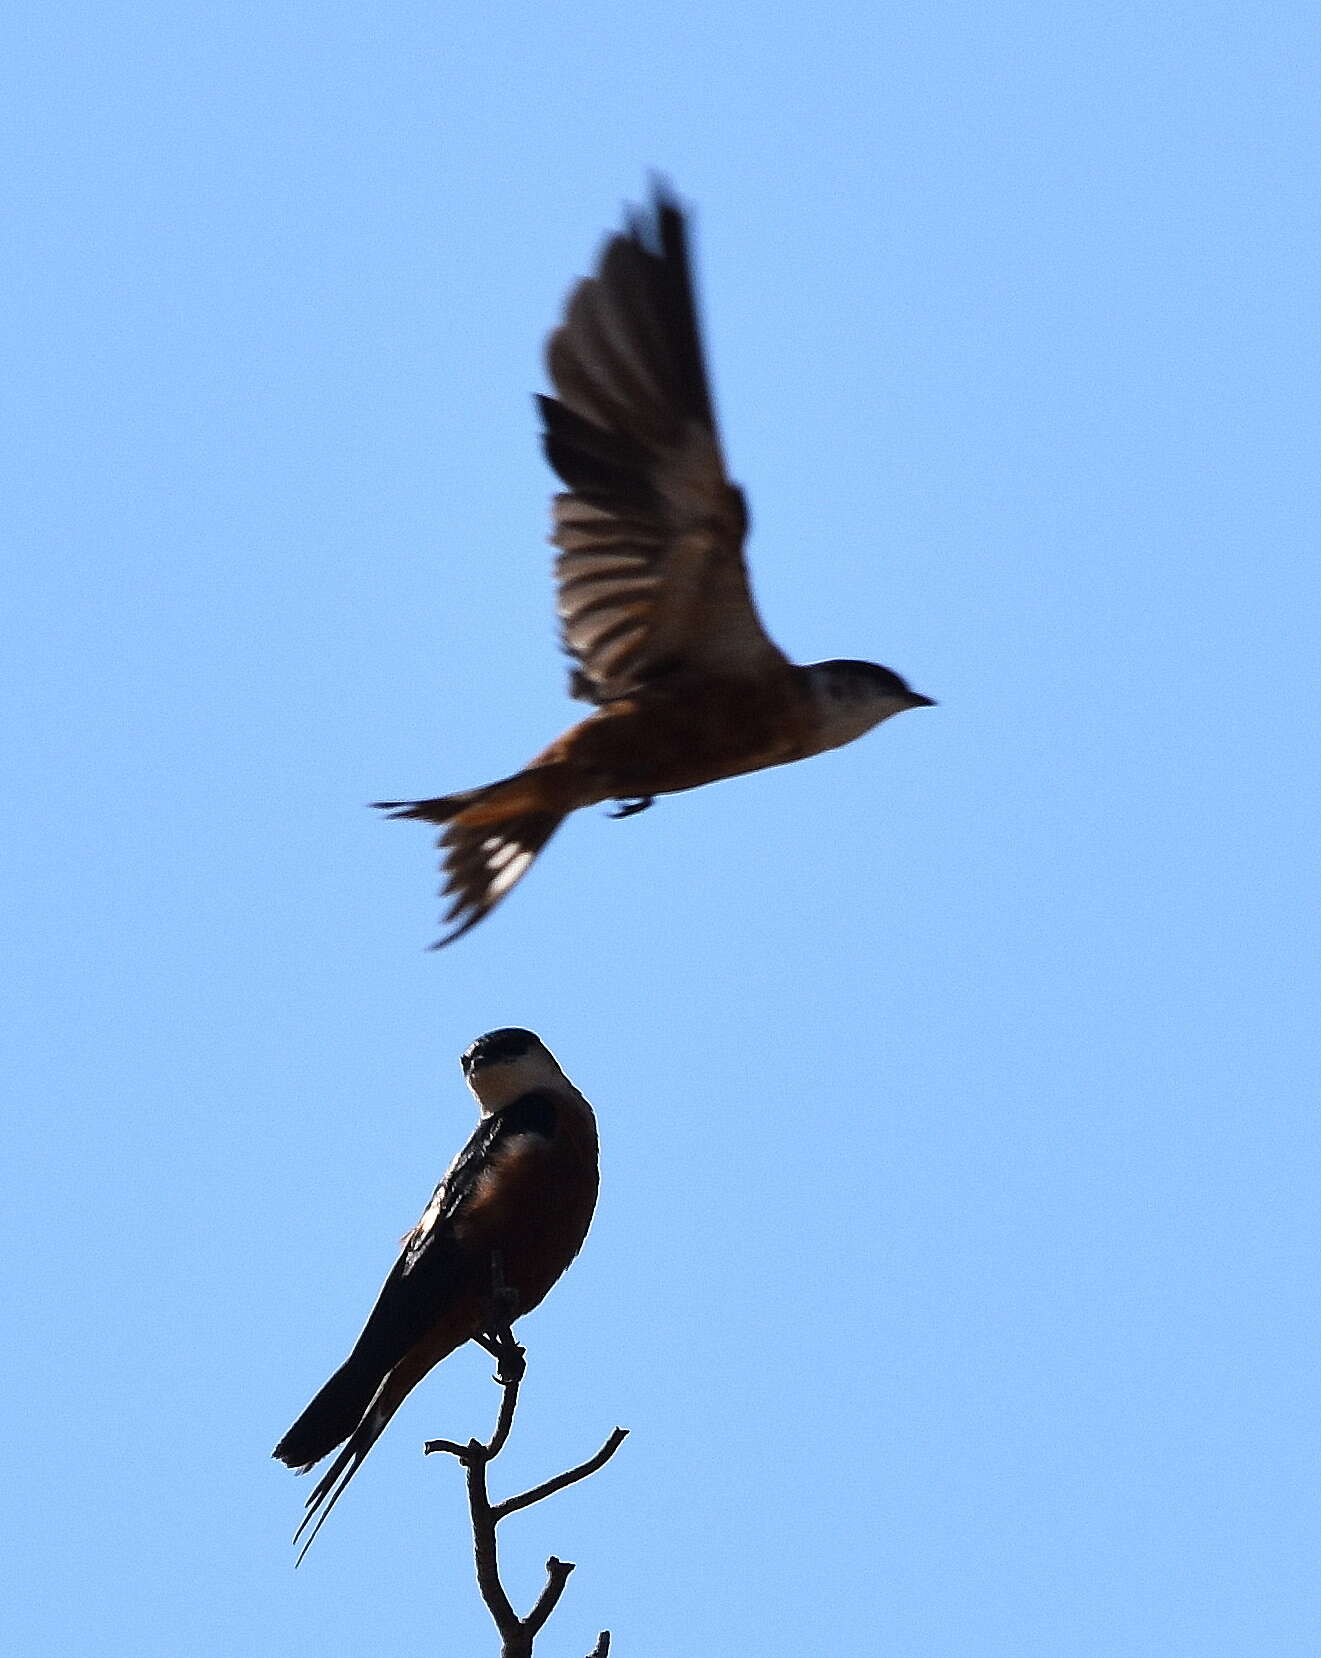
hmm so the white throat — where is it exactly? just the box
[804,662,921,754]
[467,1039,566,1114]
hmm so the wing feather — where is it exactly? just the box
[541,186,786,703]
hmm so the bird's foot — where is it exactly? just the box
[476,1326,526,1385]
[608,795,654,819]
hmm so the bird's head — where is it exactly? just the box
[805,658,935,750]
[461,1027,566,1113]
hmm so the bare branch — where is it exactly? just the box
[427,1321,625,1657]
[482,1326,526,1461]
[523,1555,576,1639]
[423,1437,469,1458]
[493,1429,630,1522]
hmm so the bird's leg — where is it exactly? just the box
[475,1253,526,1385]
[608,795,654,819]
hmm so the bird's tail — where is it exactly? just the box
[285,1378,406,1565]
[273,1351,383,1474]
[374,769,570,947]
[373,761,574,828]
[277,1306,478,1563]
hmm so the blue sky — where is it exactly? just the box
[5,3,1318,1654]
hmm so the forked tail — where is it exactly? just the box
[286,1380,405,1565]
[373,769,568,947]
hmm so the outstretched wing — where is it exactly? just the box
[541,185,787,705]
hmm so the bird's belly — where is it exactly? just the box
[566,681,811,800]
[498,1180,597,1316]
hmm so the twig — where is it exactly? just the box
[493,1428,631,1522]
[425,1320,627,1658]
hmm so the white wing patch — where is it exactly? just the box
[402,1179,447,1267]
[435,811,560,946]
[481,837,524,872]
[480,839,535,899]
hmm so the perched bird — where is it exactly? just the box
[274,1028,599,1560]
[377,184,933,946]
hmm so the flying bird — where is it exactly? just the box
[274,1028,599,1560]
[377,184,933,946]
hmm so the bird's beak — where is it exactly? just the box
[907,692,937,708]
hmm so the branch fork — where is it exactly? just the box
[426,1311,626,1658]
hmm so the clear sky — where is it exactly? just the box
[5,3,1318,1654]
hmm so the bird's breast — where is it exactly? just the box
[452,1105,599,1318]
